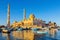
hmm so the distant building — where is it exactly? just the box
[48,21,57,28]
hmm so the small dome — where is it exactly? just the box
[29,14,35,18]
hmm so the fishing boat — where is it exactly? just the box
[2,29,8,33]
[35,31,48,34]
[33,28,48,35]
[2,28,11,33]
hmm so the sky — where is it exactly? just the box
[0,0,60,26]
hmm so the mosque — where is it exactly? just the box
[7,4,57,29]
[11,9,46,28]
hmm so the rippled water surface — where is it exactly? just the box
[0,30,60,40]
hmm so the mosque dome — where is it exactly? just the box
[29,14,35,18]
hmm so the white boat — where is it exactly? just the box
[34,29,48,34]
[36,31,48,34]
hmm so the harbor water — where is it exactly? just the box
[0,30,60,40]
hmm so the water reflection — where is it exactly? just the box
[12,30,34,40]
[2,33,14,40]
[49,29,57,38]
[0,30,60,40]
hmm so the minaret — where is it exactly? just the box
[7,4,10,27]
[23,8,26,20]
